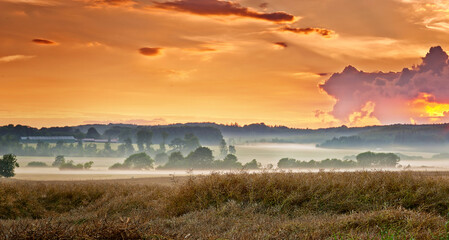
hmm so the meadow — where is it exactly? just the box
[1,171,449,239]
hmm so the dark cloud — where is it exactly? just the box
[139,47,162,56]
[32,38,56,45]
[319,46,449,124]
[281,26,334,38]
[153,0,295,22]
[274,42,287,48]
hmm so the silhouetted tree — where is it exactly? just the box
[86,127,100,139]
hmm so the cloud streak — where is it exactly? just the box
[153,0,295,22]
[0,55,34,63]
[139,47,162,56]
[319,46,449,124]
[281,26,334,38]
[32,38,56,45]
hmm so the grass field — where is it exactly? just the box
[1,171,449,239]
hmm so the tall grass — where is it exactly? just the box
[1,171,449,239]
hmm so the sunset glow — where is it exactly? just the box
[1,0,449,128]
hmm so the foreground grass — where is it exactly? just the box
[1,171,449,239]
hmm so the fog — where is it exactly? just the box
[13,143,449,181]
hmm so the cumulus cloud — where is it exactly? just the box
[281,26,334,38]
[0,55,34,63]
[139,47,162,56]
[153,0,295,22]
[319,46,449,124]
[32,38,56,45]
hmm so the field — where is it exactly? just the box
[1,171,449,239]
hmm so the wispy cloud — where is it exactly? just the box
[281,26,334,38]
[32,38,56,45]
[153,0,295,22]
[0,55,34,63]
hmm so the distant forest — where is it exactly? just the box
[1,122,449,157]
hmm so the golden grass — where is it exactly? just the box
[1,171,449,239]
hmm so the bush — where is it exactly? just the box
[0,154,19,178]
[52,155,66,167]
[59,160,93,170]
[243,159,261,170]
[109,163,128,170]
[27,161,48,167]
[109,152,154,170]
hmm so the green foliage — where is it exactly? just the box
[213,154,242,169]
[124,152,154,169]
[110,152,154,170]
[26,161,48,167]
[59,160,93,170]
[219,139,228,159]
[228,145,236,155]
[0,154,19,178]
[185,147,213,167]
[52,155,66,167]
[108,162,128,170]
[278,158,357,169]
[243,159,261,170]
[136,129,153,151]
[356,152,400,167]
[154,152,169,165]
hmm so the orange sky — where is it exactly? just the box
[1,0,449,128]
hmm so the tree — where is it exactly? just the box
[52,155,66,167]
[136,129,152,152]
[104,140,112,152]
[27,161,48,167]
[160,131,169,152]
[356,152,400,167]
[183,133,200,153]
[277,158,297,168]
[0,154,19,178]
[155,152,169,164]
[229,145,236,155]
[169,138,184,152]
[216,154,242,169]
[219,139,228,159]
[169,151,184,163]
[123,152,154,169]
[186,147,213,167]
[86,127,101,139]
[243,159,261,170]
[83,161,94,169]
[124,138,135,156]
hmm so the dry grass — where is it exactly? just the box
[1,171,449,239]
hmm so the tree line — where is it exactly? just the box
[277,152,400,169]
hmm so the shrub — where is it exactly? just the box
[59,160,93,170]
[0,154,19,178]
[27,161,48,167]
[109,152,154,170]
[52,155,66,167]
[243,159,261,169]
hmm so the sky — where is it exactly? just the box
[1,0,449,128]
